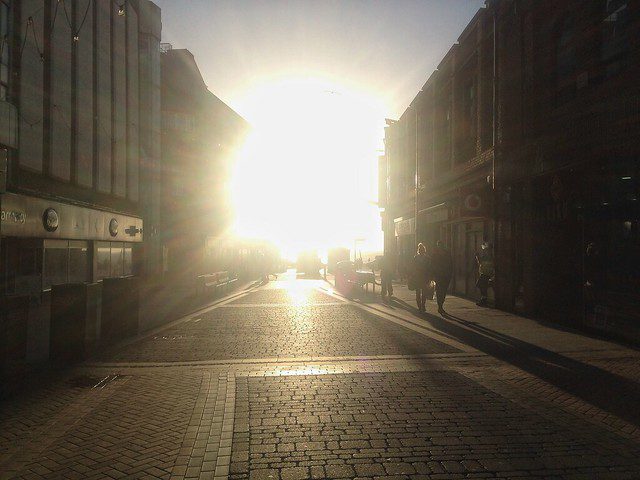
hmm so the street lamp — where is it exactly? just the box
[353,238,365,264]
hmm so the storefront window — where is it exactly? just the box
[110,244,123,277]
[69,241,89,283]
[96,242,111,280]
[43,240,69,290]
[96,242,135,279]
[14,241,43,294]
[601,0,630,77]
[123,243,133,276]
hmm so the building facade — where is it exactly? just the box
[382,7,496,296]
[382,0,639,336]
[0,0,161,360]
[161,47,248,280]
[492,0,639,329]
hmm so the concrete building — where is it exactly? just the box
[382,0,639,338]
[160,46,248,281]
[0,0,161,361]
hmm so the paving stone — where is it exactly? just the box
[6,280,640,480]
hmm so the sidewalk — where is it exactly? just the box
[323,273,640,435]
[327,275,635,352]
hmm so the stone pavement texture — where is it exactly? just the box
[3,270,640,479]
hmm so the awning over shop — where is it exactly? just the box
[418,203,448,224]
[394,216,415,236]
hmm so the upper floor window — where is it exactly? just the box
[556,17,576,79]
[461,77,476,139]
[601,0,631,77]
[0,0,9,101]
[555,16,577,104]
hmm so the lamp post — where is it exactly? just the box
[354,238,365,265]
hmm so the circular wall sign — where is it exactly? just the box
[464,193,482,212]
[109,218,119,237]
[43,208,59,232]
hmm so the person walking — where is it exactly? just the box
[432,240,453,314]
[413,243,431,312]
[475,241,494,306]
[380,254,394,300]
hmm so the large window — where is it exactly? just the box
[96,242,134,280]
[601,0,631,77]
[555,16,577,104]
[43,240,90,290]
[96,242,111,280]
[69,241,90,283]
[0,0,9,100]
[110,244,123,277]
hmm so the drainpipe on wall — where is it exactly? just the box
[492,2,499,305]
[492,7,497,191]
[415,106,419,251]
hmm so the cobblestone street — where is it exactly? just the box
[3,271,640,479]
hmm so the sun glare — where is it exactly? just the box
[230,76,386,261]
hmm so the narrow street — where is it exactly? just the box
[3,271,640,480]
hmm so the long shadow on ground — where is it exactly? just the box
[374,296,640,429]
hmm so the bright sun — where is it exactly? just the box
[230,76,386,261]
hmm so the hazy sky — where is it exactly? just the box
[154,0,485,122]
[153,0,485,256]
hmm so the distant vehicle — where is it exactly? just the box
[297,250,321,277]
[328,247,350,274]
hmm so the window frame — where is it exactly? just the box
[0,0,10,101]
[601,0,631,78]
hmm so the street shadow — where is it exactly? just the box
[344,290,381,304]
[383,299,640,427]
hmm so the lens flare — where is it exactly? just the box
[230,76,385,260]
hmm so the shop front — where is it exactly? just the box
[0,192,143,361]
[446,185,493,301]
[1,192,142,293]
[417,202,448,248]
[578,163,640,338]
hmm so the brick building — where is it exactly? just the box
[382,0,639,336]
[382,7,496,298]
[492,0,639,331]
